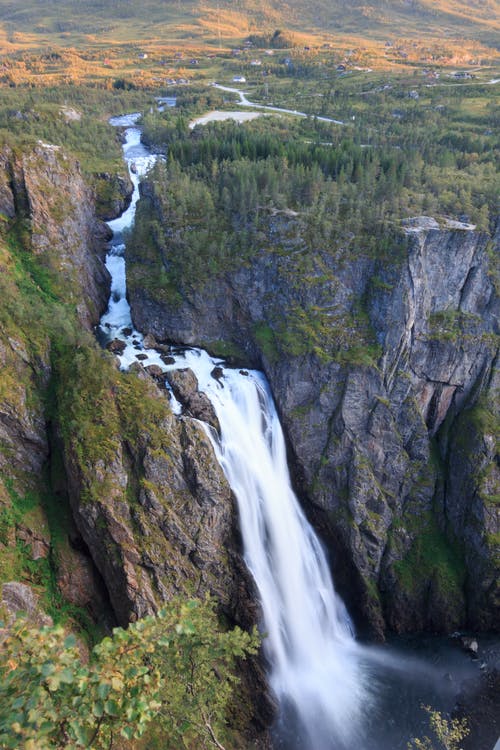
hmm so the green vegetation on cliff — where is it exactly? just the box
[0,7,498,745]
[0,597,258,750]
[0,213,105,632]
[0,85,154,217]
[0,104,262,747]
[392,511,466,605]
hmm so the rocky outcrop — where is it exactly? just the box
[61,363,253,626]
[0,141,116,631]
[0,141,114,611]
[57,360,272,734]
[0,142,111,329]
[167,368,220,432]
[128,205,499,636]
[94,171,134,221]
[0,336,49,482]
[1,582,53,628]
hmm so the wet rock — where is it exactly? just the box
[211,366,224,381]
[160,354,176,365]
[107,338,126,354]
[136,353,148,361]
[166,367,199,401]
[166,368,220,433]
[145,364,166,383]
[155,342,173,354]
[143,333,157,349]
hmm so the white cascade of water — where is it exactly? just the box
[98,115,157,342]
[101,116,372,749]
[179,354,372,750]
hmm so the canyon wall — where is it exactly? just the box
[128,187,499,637]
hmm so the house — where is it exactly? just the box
[233,75,246,83]
[250,60,262,66]
[138,52,148,60]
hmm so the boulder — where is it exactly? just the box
[143,333,157,349]
[211,366,224,381]
[167,368,220,433]
[160,354,176,365]
[107,338,126,354]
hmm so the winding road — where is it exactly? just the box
[213,83,345,125]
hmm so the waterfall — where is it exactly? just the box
[101,115,372,750]
[180,354,372,750]
[93,106,499,750]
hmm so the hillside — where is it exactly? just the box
[0,0,498,51]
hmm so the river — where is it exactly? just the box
[97,112,499,750]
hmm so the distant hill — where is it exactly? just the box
[0,0,498,49]
[285,0,500,41]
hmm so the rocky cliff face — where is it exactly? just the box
[0,141,270,739]
[0,142,257,623]
[128,197,499,637]
[0,138,110,518]
[0,142,112,329]
[0,141,114,628]
[60,361,255,627]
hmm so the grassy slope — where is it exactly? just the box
[0,0,498,49]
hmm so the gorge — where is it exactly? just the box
[99,113,370,750]
[98,113,499,748]
[0,85,497,750]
